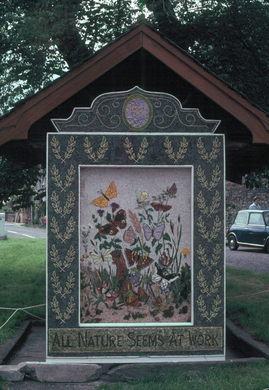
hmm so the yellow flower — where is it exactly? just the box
[181,248,191,257]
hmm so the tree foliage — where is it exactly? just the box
[140,0,269,111]
[1,0,268,116]
[0,0,140,115]
[245,167,269,189]
[0,157,44,210]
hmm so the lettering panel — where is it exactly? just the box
[49,327,223,354]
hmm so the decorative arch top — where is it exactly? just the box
[51,87,220,133]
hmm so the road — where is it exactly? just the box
[226,246,269,273]
[5,223,46,239]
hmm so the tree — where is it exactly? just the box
[140,0,269,112]
[245,167,269,189]
[1,1,268,116]
[0,0,140,115]
[0,157,44,210]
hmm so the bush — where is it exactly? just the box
[245,168,269,189]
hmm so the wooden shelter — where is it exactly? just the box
[1,23,268,181]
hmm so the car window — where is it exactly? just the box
[264,212,269,226]
[248,213,264,225]
[235,212,248,225]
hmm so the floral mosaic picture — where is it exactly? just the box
[80,167,192,325]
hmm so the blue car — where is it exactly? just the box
[227,210,269,252]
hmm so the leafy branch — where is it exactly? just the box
[196,190,221,216]
[50,216,76,243]
[83,136,109,161]
[51,191,76,217]
[196,137,221,162]
[197,295,222,322]
[50,136,76,163]
[50,244,75,272]
[197,244,222,270]
[51,164,76,192]
[197,269,222,296]
[51,271,75,298]
[163,137,188,163]
[51,296,75,324]
[196,165,221,191]
[123,137,148,163]
[197,215,222,241]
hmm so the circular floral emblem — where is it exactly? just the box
[123,95,152,130]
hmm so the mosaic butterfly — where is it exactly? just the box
[99,209,127,235]
[91,182,117,208]
[123,226,136,244]
[143,223,165,241]
[151,202,172,212]
[125,248,154,270]
[167,182,177,196]
[90,249,112,264]
[151,263,180,292]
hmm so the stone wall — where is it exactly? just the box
[226,181,269,228]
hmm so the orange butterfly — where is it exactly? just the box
[125,248,154,270]
[91,182,117,208]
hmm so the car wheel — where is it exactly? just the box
[265,240,269,254]
[228,235,238,250]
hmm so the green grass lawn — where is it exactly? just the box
[98,361,269,390]
[0,238,45,343]
[226,266,269,343]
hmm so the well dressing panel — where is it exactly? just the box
[47,132,225,360]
